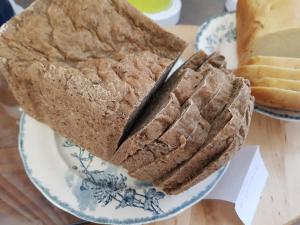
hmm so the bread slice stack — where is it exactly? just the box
[236,0,300,111]
[0,0,254,194]
[113,52,254,194]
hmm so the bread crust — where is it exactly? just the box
[168,97,254,194]
[155,78,252,193]
[0,0,186,161]
[252,86,300,111]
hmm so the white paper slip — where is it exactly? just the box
[206,146,268,225]
[225,0,237,12]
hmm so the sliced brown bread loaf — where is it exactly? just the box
[124,53,234,177]
[128,65,230,182]
[123,100,209,172]
[0,0,187,161]
[155,78,251,192]
[168,97,254,194]
[112,51,208,164]
[129,115,210,182]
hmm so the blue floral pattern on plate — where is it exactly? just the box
[18,113,228,224]
[63,140,165,215]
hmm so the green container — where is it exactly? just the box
[128,0,172,13]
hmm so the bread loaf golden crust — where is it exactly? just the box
[237,0,300,65]
[247,56,300,69]
[236,65,300,81]
[250,78,300,92]
[252,87,300,111]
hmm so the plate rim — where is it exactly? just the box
[18,113,228,225]
[194,12,300,122]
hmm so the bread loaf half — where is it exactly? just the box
[237,0,300,65]
[0,0,186,161]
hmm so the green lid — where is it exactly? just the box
[128,0,172,14]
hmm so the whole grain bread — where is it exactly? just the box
[200,70,234,123]
[155,78,252,192]
[237,0,300,65]
[112,51,208,165]
[168,97,254,194]
[129,114,210,182]
[123,99,209,172]
[127,65,229,182]
[123,53,238,179]
[0,0,186,161]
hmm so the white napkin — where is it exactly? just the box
[206,146,268,225]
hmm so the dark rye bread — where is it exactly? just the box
[123,100,210,172]
[155,78,251,192]
[168,97,254,194]
[0,0,186,161]
[112,51,208,164]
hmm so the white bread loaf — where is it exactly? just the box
[237,0,300,65]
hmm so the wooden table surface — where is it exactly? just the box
[1,25,300,225]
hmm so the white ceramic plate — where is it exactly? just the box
[195,12,300,122]
[19,113,227,225]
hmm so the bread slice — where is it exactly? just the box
[250,77,300,92]
[189,65,224,111]
[112,51,208,165]
[123,100,209,173]
[236,65,300,81]
[247,56,300,69]
[0,0,187,161]
[201,52,227,69]
[168,97,254,194]
[200,71,234,123]
[237,0,300,65]
[155,78,251,193]
[130,112,210,182]
[252,86,300,111]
